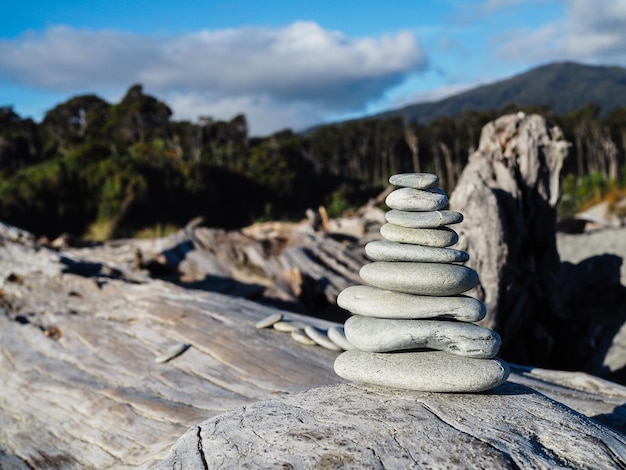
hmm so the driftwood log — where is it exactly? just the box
[449,112,569,365]
[449,113,626,382]
[159,381,626,469]
[1,221,626,468]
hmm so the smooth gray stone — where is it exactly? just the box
[334,350,510,392]
[360,262,479,296]
[385,187,448,211]
[380,223,458,247]
[365,240,469,263]
[389,173,439,189]
[344,316,501,358]
[386,209,463,228]
[274,320,309,332]
[337,286,486,321]
[291,328,316,345]
[304,326,342,351]
[327,325,355,351]
[255,313,283,329]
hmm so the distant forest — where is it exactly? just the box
[1,84,625,239]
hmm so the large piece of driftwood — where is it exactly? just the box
[159,382,626,469]
[449,113,569,365]
[0,228,344,469]
[448,113,626,381]
[1,221,626,468]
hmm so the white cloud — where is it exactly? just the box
[164,91,327,135]
[0,22,427,135]
[494,0,626,65]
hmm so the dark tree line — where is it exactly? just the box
[1,84,625,239]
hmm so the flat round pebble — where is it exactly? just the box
[344,316,501,358]
[365,240,469,263]
[380,224,458,247]
[155,343,191,363]
[291,328,316,345]
[385,209,463,228]
[274,320,309,332]
[389,173,438,189]
[327,325,355,351]
[255,313,283,329]
[337,286,486,321]
[334,350,510,392]
[304,326,342,351]
[385,188,448,212]
[360,262,479,296]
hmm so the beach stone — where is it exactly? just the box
[255,313,283,329]
[389,173,439,189]
[360,262,479,296]
[380,224,458,247]
[327,325,355,351]
[344,316,501,358]
[291,328,316,345]
[274,320,309,332]
[337,286,486,321]
[304,326,342,351]
[385,188,448,212]
[385,209,463,228]
[334,350,510,392]
[365,240,469,263]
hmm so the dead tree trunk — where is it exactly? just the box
[450,113,569,366]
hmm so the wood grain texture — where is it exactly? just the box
[1,221,626,469]
[0,230,345,468]
[158,382,626,469]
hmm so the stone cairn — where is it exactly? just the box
[334,173,510,392]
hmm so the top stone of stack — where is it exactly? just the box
[389,173,439,189]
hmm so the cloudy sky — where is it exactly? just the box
[1,0,626,135]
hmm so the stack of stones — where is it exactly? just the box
[334,173,509,392]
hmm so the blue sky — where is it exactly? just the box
[1,0,626,135]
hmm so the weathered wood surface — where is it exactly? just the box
[449,113,626,384]
[159,381,626,469]
[0,226,347,469]
[449,113,569,361]
[2,219,626,469]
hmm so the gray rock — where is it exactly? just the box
[389,173,439,189]
[274,320,309,332]
[155,342,191,363]
[386,209,463,228]
[334,350,509,392]
[360,261,479,296]
[327,325,355,351]
[380,223,458,247]
[365,240,469,263]
[255,313,283,329]
[291,328,316,345]
[385,187,448,211]
[337,286,486,321]
[344,316,501,358]
[304,325,342,351]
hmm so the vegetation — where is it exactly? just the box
[1,76,626,239]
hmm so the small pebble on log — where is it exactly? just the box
[155,343,190,363]
[291,328,316,345]
[255,313,283,329]
[305,326,343,351]
[274,320,309,332]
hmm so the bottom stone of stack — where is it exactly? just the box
[334,350,509,393]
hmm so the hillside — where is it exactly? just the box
[373,61,626,123]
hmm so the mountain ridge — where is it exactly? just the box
[320,61,626,128]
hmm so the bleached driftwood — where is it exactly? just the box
[0,227,344,468]
[159,381,626,469]
[1,219,625,469]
